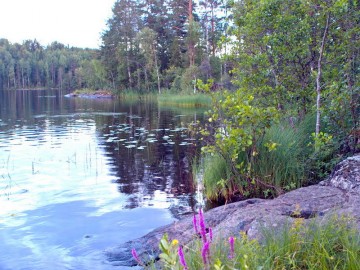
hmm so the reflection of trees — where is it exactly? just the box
[0,91,204,216]
[0,90,122,145]
[95,100,203,213]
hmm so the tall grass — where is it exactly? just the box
[201,154,233,201]
[158,93,211,108]
[253,124,306,191]
[261,216,360,270]
[117,89,158,101]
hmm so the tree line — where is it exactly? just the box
[0,39,106,91]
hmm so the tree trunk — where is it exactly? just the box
[315,13,330,139]
[126,52,132,89]
[154,51,161,94]
[188,0,195,67]
[211,2,215,56]
[144,67,149,93]
[137,63,141,90]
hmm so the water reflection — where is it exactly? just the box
[0,90,204,269]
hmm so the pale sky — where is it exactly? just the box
[0,0,116,48]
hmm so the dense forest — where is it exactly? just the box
[0,39,107,91]
[0,0,231,93]
[101,0,232,93]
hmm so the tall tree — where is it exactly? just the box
[136,27,161,93]
[102,0,141,90]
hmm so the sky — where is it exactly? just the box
[0,0,116,49]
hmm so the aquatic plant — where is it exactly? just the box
[158,93,211,108]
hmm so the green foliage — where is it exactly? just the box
[158,234,182,270]
[180,66,200,93]
[200,122,307,200]
[198,88,280,199]
[194,0,359,203]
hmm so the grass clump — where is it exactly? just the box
[251,124,306,192]
[158,93,211,108]
[117,89,158,101]
[202,154,233,202]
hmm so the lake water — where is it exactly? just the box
[0,90,204,270]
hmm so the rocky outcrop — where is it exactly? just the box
[105,155,360,267]
[319,155,360,191]
[65,90,114,99]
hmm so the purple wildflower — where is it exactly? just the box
[178,246,188,270]
[201,241,210,265]
[228,236,235,259]
[131,248,142,265]
[199,209,207,242]
[209,227,213,241]
[193,214,198,234]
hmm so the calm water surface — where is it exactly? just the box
[0,90,204,269]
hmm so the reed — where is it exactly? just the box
[157,94,211,108]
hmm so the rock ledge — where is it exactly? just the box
[105,154,360,267]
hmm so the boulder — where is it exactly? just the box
[105,154,360,267]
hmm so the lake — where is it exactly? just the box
[0,90,205,270]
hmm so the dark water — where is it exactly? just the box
[0,90,204,269]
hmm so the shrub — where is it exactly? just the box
[200,123,307,201]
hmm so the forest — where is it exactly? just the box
[0,0,231,93]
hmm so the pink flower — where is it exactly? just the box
[201,241,210,265]
[199,209,207,242]
[178,246,188,269]
[228,236,235,259]
[131,248,142,265]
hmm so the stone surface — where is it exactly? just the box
[105,154,360,267]
[320,154,360,192]
[64,90,114,99]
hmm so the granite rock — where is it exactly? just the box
[105,154,360,267]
